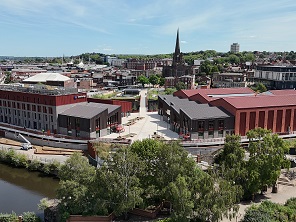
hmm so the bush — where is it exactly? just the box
[12,153,28,168]
[49,160,61,174]
[22,212,41,222]
[42,163,51,175]
[27,159,42,171]
[0,212,18,222]
[242,199,296,222]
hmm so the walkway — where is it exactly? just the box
[101,89,179,142]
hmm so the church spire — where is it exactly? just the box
[174,28,180,55]
[172,28,183,67]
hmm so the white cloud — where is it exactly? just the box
[181,40,187,44]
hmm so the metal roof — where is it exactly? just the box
[176,87,254,98]
[23,72,70,82]
[159,95,232,119]
[60,102,120,119]
[181,104,232,120]
[220,94,296,109]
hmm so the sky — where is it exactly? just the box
[1,0,296,57]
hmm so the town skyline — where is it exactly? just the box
[1,0,296,57]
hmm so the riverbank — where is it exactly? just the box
[0,162,59,217]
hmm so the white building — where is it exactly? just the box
[230,43,240,53]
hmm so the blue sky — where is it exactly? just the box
[1,0,296,57]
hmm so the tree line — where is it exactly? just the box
[56,128,291,221]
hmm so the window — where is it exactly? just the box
[208,130,214,138]
[67,117,71,126]
[208,120,214,130]
[75,118,80,128]
[218,120,224,129]
[198,132,204,139]
[218,130,223,137]
[198,121,204,131]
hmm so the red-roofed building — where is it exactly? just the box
[174,87,255,103]
[210,94,296,135]
[268,89,296,96]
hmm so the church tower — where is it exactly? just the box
[162,29,194,89]
[172,29,184,67]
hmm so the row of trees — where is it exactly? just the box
[215,128,290,200]
[137,74,165,87]
[57,139,241,222]
[56,128,290,221]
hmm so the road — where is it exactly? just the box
[0,143,69,164]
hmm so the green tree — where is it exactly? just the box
[164,88,177,95]
[245,128,290,198]
[167,175,194,221]
[192,169,241,222]
[103,147,144,218]
[175,81,186,91]
[228,54,240,64]
[4,71,12,84]
[215,135,247,188]
[159,77,165,86]
[137,75,149,87]
[149,74,160,87]
[57,153,97,216]
[200,60,213,75]
[256,83,267,93]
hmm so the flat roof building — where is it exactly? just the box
[0,84,121,139]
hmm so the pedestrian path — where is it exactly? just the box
[101,89,179,142]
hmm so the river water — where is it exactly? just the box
[0,163,59,216]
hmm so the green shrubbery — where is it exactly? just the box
[242,198,296,222]
[0,212,18,222]
[0,148,61,176]
[0,212,40,222]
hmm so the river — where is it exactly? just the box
[0,163,59,217]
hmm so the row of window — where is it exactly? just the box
[0,95,54,105]
[197,120,224,131]
[0,108,54,122]
[0,100,53,114]
[0,115,54,131]
[198,130,224,139]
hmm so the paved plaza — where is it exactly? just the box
[101,89,180,142]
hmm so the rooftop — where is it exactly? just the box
[23,72,70,83]
[159,95,232,119]
[0,84,78,95]
[219,94,296,109]
[175,87,254,98]
[60,102,120,119]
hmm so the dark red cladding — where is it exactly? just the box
[87,98,132,113]
[0,90,87,106]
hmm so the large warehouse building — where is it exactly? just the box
[159,88,296,139]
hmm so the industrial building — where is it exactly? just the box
[0,84,121,139]
[158,88,296,138]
